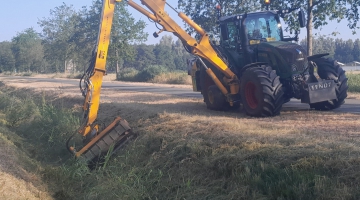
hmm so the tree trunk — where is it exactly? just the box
[307,0,313,56]
[116,48,119,75]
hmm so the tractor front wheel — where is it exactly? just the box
[240,65,284,117]
[310,58,348,110]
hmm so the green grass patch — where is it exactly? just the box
[0,90,79,162]
[347,73,360,93]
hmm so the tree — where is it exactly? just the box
[173,39,192,70]
[178,0,260,34]
[334,38,355,63]
[129,44,156,70]
[0,41,15,72]
[353,39,360,61]
[301,35,336,58]
[11,28,45,72]
[159,35,173,47]
[178,0,359,56]
[269,0,360,56]
[153,45,176,70]
[38,3,79,73]
[71,0,147,73]
[334,38,345,62]
[344,39,354,62]
[108,0,147,74]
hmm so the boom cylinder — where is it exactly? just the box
[178,12,206,36]
[128,0,157,21]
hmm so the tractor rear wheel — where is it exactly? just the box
[200,63,230,111]
[310,58,348,110]
[240,65,284,117]
[206,85,228,110]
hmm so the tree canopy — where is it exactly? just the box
[1,1,359,74]
[11,28,44,73]
[178,0,360,56]
[178,0,261,34]
[258,0,359,55]
[36,0,147,73]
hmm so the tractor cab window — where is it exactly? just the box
[221,22,238,49]
[245,14,282,43]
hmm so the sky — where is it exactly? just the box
[0,0,358,44]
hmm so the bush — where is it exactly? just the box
[66,73,83,79]
[116,68,139,81]
[152,71,191,85]
[136,65,168,82]
[116,66,190,84]
[22,72,33,76]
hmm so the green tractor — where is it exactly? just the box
[189,7,348,117]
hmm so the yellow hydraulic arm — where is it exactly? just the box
[127,0,239,98]
[69,0,133,160]
[70,0,240,161]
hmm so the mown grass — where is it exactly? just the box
[0,85,360,199]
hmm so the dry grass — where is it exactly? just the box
[347,70,360,74]
[84,99,360,199]
[0,77,360,199]
[0,130,53,200]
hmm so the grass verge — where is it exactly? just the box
[348,72,360,93]
[0,84,359,199]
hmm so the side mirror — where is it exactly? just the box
[298,10,306,28]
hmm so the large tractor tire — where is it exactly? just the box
[199,63,230,111]
[240,65,284,117]
[310,58,348,110]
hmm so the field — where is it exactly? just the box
[0,75,359,199]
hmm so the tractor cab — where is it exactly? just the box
[218,11,286,69]
[219,11,283,50]
[217,10,307,78]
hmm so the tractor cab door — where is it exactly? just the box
[220,21,245,70]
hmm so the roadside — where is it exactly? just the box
[1,67,360,199]
[0,120,53,200]
[0,76,359,199]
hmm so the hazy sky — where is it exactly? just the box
[0,0,358,44]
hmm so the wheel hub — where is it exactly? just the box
[245,81,258,109]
